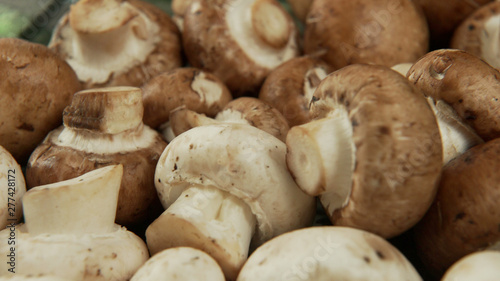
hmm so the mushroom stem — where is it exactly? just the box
[251,0,291,48]
[146,185,256,280]
[23,165,123,236]
[286,108,355,214]
[426,97,484,164]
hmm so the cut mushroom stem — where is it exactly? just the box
[426,97,484,164]
[23,165,123,236]
[147,185,256,279]
[286,107,355,213]
[251,0,291,48]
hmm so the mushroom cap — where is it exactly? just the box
[131,247,225,281]
[286,0,313,22]
[451,1,500,69]
[299,64,442,238]
[237,226,422,281]
[414,138,500,277]
[0,224,148,280]
[154,123,315,245]
[142,67,232,129]
[304,0,429,69]
[441,251,500,281]
[0,145,26,229]
[0,38,81,163]
[407,49,500,141]
[259,56,333,127]
[182,0,300,96]
[49,0,182,89]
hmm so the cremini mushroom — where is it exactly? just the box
[131,247,225,281]
[0,145,26,229]
[237,226,423,281]
[441,251,500,281]
[259,56,333,127]
[304,0,429,70]
[26,87,167,226]
[407,49,500,162]
[414,138,500,278]
[451,1,500,69]
[0,38,81,164]
[169,97,289,142]
[182,0,300,96]
[286,64,442,239]
[49,0,182,89]
[0,165,149,280]
[146,123,315,280]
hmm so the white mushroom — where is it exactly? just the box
[441,251,500,281]
[0,145,26,229]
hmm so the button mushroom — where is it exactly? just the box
[407,49,500,162]
[237,226,423,281]
[414,138,500,278]
[259,56,333,127]
[131,247,225,281]
[304,0,429,70]
[169,97,289,142]
[0,165,149,280]
[49,0,182,89]
[146,123,316,280]
[182,0,300,96]
[0,38,81,164]
[286,64,443,239]
[441,251,500,281]
[0,145,26,229]
[26,86,167,226]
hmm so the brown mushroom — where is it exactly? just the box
[304,0,429,70]
[451,1,500,69]
[414,138,500,279]
[286,64,442,239]
[49,0,182,89]
[259,56,333,127]
[182,0,300,96]
[0,38,81,164]
[171,0,195,32]
[26,87,167,226]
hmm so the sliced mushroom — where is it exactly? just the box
[142,67,233,130]
[304,0,429,69]
[414,138,500,278]
[131,247,225,281]
[0,38,81,164]
[441,251,500,281]
[259,56,333,127]
[182,0,300,96]
[0,165,149,280]
[0,145,26,229]
[237,226,422,281]
[26,87,167,226]
[146,123,315,280]
[451,1,500,69]
[49,0,182,89]
[286,64,442,239]
[169,97,289,142]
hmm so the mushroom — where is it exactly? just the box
[141,67,233,132]
[304,0,429,70]
[286,64,442,239]
[0,145,26,229]
[407,49,500,162]
[391,62,414,77]
[131,247,225,281]
[237,226,423,281]
[413,0,492,49]
[441,251,500,281]
[171,0,195,32]
[413,137,500,278]
[182,0,300,96]
[286,0,313,23]
[0,276,72,281]
[0,38,81,164]
[146,123,316,280]
[258,56,333,127]
[169,97,289,142]
[26,86,167,226]
[0,165,149,280]
[49,0,182,89]
[451,1,500,69]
